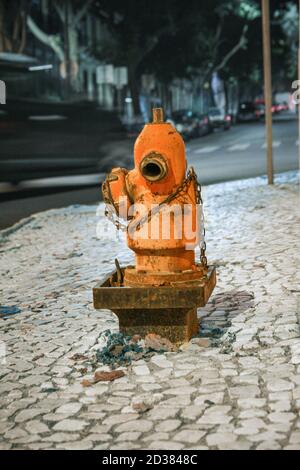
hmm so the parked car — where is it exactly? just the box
[208,107,231,130]
[275,102,289,112]
[168,110,209,140]
[254,103,265,120]
[197,113,211,136]
[254,99,287,116]
[237,102,260,122]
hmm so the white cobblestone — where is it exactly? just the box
[52,419,89,432]
[0,172,299,450]
[173,429,206,444]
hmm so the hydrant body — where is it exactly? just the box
[103,108,204,287]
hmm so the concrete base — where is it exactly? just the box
[113,307,199,345]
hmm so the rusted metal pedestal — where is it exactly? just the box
[93,265,216,345]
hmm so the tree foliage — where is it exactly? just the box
[1,0,297,106]
[92,0,264,113]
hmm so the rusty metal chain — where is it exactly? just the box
[133,167,197,231]
[192,168,208,269]
[103,176,128,232]
[103,167,207,267]
[104,203,128,232]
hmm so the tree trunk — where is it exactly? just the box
[0,2,12,52]
[68,27,79,91]
[0,2,5,52]
[128,64,141,116]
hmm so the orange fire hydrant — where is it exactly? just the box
[103,108,206,284]
[94,108,216,344]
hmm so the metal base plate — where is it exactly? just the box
[93,265,216,344]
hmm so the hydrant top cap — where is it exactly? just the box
[133,106,186,187]
[152,108,164,124]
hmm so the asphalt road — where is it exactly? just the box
[0,113,298,229]
[186,113,298,185]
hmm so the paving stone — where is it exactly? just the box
[173,429,206,444]
[132,365,150,376]
[102,413,138,427]
[229,385,260,399]
[111,442,141,450]
[283,444,300,450]
[114,419,153,433]
[163,386,197,396]
[147,407,180,421]
[24,421,49,434]
[198,413,232,425]
[0,443,13,450]
[148,440,185,450]
[14,409,44,423]
[206,432,237,447]
[269,401,291,412]
[84,433,112,442]
[42,433,81,442]
[143,432,169,442]
[292,387,300,400]
[26,442,53,450]
[268,412,295,424]
[116,432,141,442]
[194,392,224,406]
[55,403,83,415]
[266,379,294,392]
[93,444,110,450]
[239,409,267,419]
[4,428,28,439]
[256,441,282,450]
[52,419,89,432]
[247,430,285,443]
[237,398,266,409]
[155,420,181,432]
[150,355,173,368]
[288,431,300,444]
[268,391,292,401]
[181,405,206,420]
[160,395,191,407]
[56,441,93,450]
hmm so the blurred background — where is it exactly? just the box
[0,0,299,228]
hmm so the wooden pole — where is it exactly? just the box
[261,0,274,184]
[64,0,71,99]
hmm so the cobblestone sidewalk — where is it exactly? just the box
[0,171,299,450]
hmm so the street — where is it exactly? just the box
[187,113,298,184]
[0,113,298,230]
